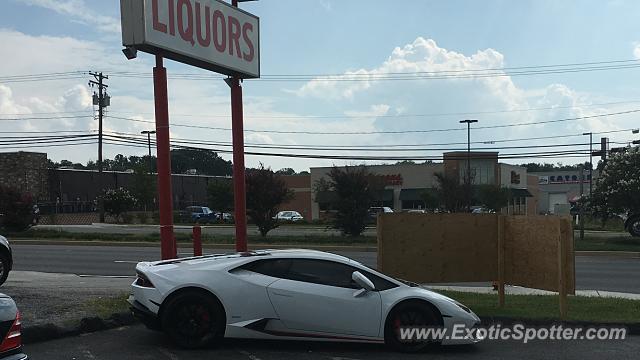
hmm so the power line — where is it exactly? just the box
[3,58,637,84]
[0,115,92,122]
[104,132,593,152]
[105,99,640,120]
[104,109,640,135]
[102,133,592,161]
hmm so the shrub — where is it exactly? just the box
[101,188,137,223]
[0,185,34,231]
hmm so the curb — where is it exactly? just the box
[575,251,640,258]
[22,312,137,344]
[480,316,640,336]
[10,239,378,252]
[21,311,639,344]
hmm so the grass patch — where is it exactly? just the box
[7,229,376,246]
[83,294,129,319]
[574,235,640,252]
[81,291,640,324]
[438,290,640,323]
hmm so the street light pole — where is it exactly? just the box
[141,130,156,173]
[460,119,478,212]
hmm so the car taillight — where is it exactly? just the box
[135,273,155,288]
[0,310,21,352]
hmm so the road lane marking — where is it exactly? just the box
[114,260,142,264]
[78,275,135,278]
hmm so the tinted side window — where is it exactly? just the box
[240,259,291,278]
[285,259,359,289]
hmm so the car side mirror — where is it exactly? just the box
[352,271,375,293]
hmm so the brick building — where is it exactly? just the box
[0,151,48,201]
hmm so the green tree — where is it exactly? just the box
[590,147,640,217]
[476,185,510,213]
[131,166,156,211]
[420,190,440,211]
[246,165,293,237]
[326,166,377,236]
[207,180,234,219]
[433,172,466,212]
[102,188,137,223]
[0,185,34,231]
[170,148,232,176]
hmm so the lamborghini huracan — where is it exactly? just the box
[129,249,480,352]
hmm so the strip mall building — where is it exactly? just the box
[3,151,594,222]
[309,152,537,220]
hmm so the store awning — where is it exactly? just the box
[373,189,394,202]
[316,189,393,203]
[510,188,533,198]
[399,188,435,201]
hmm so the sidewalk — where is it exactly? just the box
[428,285,640,300]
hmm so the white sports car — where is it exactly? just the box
[129,249,481,352]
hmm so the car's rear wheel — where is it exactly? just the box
[384,301,442,353]
[0,252,10,286]
[161,291,225,349]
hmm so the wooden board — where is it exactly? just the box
[377,213,499,283]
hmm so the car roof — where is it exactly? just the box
[149,249,352,267]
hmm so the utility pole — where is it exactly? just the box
[141,130,156,173]
[579,165,584,241]
[460,119,478,212]
[89,72,109,223]
[583,132,593,199]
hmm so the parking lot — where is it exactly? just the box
[25,324,639,360]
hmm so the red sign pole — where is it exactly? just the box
[153,55,177,260]
[230,0,248,252]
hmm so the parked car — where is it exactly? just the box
[0,294,27,359]
[180,206,215,224]
[0,237,13,286]
[406,209,426,214]
[368,206,394,223]
[213,211,234,223]
[274,211,304,222]
[129,249,480,352]
[624,212,640,237]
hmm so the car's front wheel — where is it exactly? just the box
[628,216,640,237]
[0,252,10,286]
[161,290,225,349]
[384,301,443,353]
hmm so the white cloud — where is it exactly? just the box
[319,0,332,11]
[634,43,640,59]
[2,29,637,171]
[17,0,121,34]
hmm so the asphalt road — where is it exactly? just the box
[35,224,629,238]
[10,244,640,293]
[35,224,378,237]
[25,324,639,360]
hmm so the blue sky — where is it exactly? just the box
[1,0,639,171]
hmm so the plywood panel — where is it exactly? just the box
[377,213,499,283]
[504,215,562,292]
